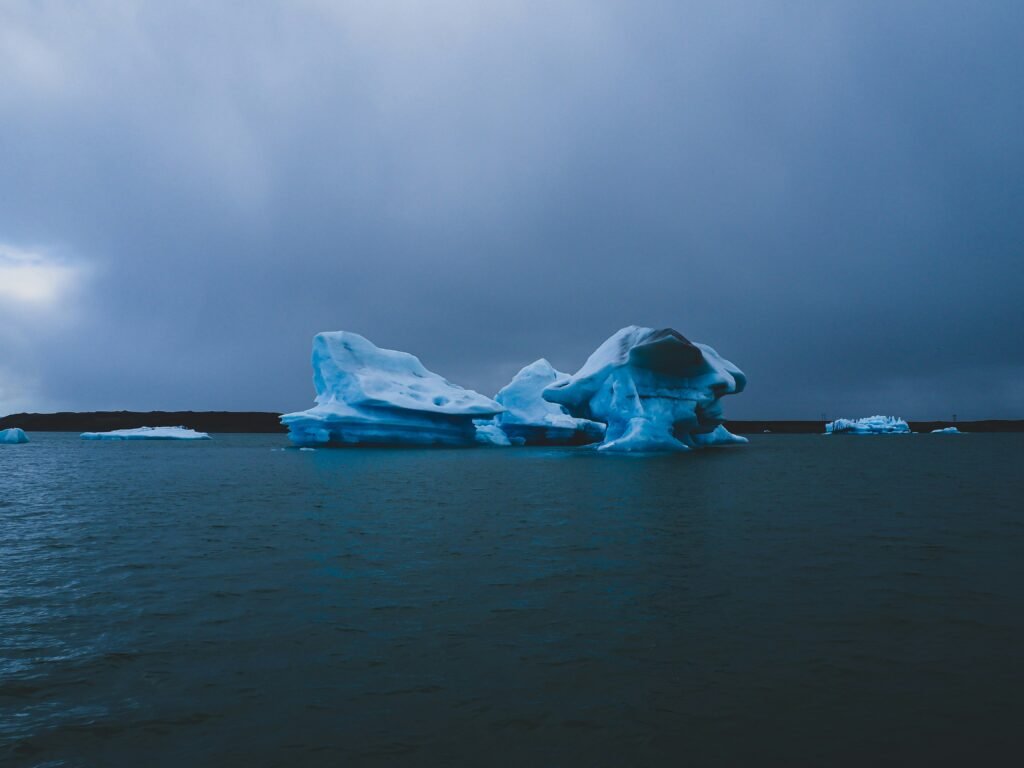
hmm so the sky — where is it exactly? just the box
[1,0,1022,420]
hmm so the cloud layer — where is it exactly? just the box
[1,1,1022,418]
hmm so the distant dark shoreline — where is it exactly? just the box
[2,411,1023,434]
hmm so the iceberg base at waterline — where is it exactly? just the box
[0,427,29,444]
[80,426,211,440]
[499,422,605,446]
[287,408,494,447]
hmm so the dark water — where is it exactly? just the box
[2,433,1023,767]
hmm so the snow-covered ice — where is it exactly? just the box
[491,359,604,445]
[0,427,29,444]
[824,416,910,435]
[80,426,211,440]
[282,331,503,446]
[542,326,747,452]
[931,426,962,434]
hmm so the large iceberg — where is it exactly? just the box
[491,359,604,445]
[824,416,910,435]
[282,331,503,446]
[0,427,29,444]
[80,426,211,440]
[542,326,748,452]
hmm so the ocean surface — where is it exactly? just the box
[2,433,1023,766]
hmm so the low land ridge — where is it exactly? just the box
[2,412,1022,434]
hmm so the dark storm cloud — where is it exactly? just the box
[1,1,1021,419]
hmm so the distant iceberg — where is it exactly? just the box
[0,427,29,444]
[825,416,910,435]
[691,424,750,447]
[931,426,962,434]
[491,359,604,446]
[80,426,211,440]
[282,331,503,447]
[542,326,747,452]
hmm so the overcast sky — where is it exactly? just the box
[1,1,1022,420]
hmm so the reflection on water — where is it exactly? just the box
[2,434,1023,766]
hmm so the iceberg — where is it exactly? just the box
[931,426,962,434]
[0,427,29,444]
[491,359,604,445]
[80,426,211,440]
[542,326,748,452]
[282,331,503,446]
[824,416,910,435]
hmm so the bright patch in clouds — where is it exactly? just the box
[0,243,78,306]
[0,243,85,413]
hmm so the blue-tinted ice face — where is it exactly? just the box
[542,326,747,452]
[0,428,30,444]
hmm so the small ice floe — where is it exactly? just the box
[0,427,29,444]
[80,426,211,440]
[824,416,910,435]
[931,427,962,434]
[298,447,316,451]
